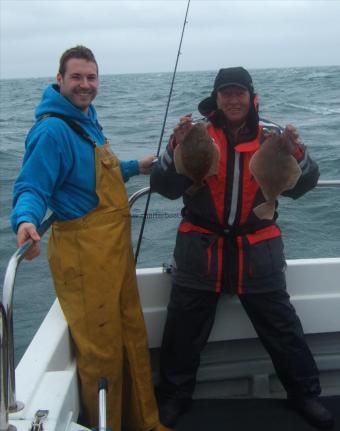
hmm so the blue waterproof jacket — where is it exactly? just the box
[11,84,139,231]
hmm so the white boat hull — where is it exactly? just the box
[10,257,340,430]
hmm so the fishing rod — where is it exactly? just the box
[134,0,191,264]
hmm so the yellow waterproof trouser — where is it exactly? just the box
[48,143,159,430]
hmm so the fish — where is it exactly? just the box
[174,122,220,195]
[249,133,302,220]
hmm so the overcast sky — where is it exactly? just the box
[1,0,340,80]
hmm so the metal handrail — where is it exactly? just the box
[0,214,56,428]
[315,180,340,187]
[0,303,10,431]
[128,180,340,213]
[128,187,152,208]
[97,378,108,431]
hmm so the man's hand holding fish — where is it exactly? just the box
[281,124,303,155]
[172,113,195,147]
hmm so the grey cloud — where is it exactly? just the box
[1,0,340,79]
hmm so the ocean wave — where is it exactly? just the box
[305,72,333,80]
[284,103,340,115]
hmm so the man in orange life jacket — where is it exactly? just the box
[150,67,334,429]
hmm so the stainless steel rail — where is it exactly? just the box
[316,180,340,187]
[128,180,340,211]
[97,378,108,431]
[0,303,11,431]
[128,187,152,208]
[0,214,56,429]
[1,179,339,429]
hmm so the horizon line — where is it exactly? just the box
[1,64,340,81]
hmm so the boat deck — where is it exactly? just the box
[4,260,340,431]
[176,396,339,430]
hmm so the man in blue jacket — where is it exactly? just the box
[11,46,162,431]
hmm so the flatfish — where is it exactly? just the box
[174,122,220,194]
[249,133,302,220]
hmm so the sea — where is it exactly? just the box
[0,66,340,364]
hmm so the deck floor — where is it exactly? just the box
[176,396,339,430]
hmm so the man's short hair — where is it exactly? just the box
[58,45,98,76]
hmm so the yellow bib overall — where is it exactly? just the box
[48,142,159,430]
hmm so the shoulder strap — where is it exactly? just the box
[39,112,96,146]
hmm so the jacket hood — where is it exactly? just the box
[35,84,98,124]
[198,67,259,138]
[198,67,255,117]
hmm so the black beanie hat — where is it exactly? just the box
[198,67,254,116]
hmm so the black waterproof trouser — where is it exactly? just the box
[159,284,321,401]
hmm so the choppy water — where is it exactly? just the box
[0,66,339,362]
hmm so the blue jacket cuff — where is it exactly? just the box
[119,160,139,182]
